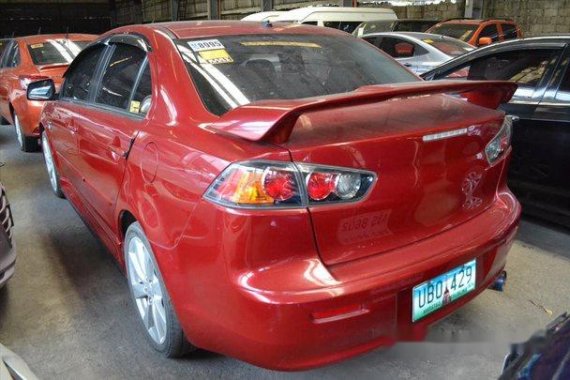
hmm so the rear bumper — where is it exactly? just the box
[171,190,520,370]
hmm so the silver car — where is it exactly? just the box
[361,32,474,74]
[0,181,15,288]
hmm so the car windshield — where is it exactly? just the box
[429,24,477,42]
[353,21,394,36]
[27,39,91,65]
[422,38,474,56]
[176,34,418,116]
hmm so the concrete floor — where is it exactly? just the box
[0,125,569,380]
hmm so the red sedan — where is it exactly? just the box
[0,34,96,151]
[29,22,521,370]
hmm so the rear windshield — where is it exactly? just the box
[422,37,474,56]
[176,34,417,116]
[27,40,91,65]
[428,24,477,42]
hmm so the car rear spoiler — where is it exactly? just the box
[205,80,517,144]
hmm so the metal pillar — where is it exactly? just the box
[171,0,179,21]
[261,0,273,12]
[208,0,220,20]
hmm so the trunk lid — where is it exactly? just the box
[282,95,507,265]
[207,81,515,265]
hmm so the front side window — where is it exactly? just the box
[444,49,560,98]
[428,23,477,42]
[555,65,570,102]
[95,44,147,111]
[27,40,91,66]
[2,43,20,68]
[62,45,106,101]
[176,34,417,116]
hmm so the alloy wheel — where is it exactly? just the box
[126,235,168,345]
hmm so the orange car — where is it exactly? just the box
[427,18,522,47]
[0,34,96,151]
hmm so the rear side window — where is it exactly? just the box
[27,40,90,66]
[501,24,518,40]
[479,24,500,43]
[131,64,152,115]
[62,45,106,101]
[95,44,147,111]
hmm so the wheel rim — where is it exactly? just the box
[42,134,59,193]
[14,115,23,148]
[127,236,167,345]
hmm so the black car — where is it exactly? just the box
[0,180,15,288]
[422,37,570,227]
[352,19,438,37]
[500,313,570,379]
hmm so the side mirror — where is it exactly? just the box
[27,79,56,101]
[478,37,492,47]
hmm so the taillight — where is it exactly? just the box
[485,116,513,164]
[19,75,49,90]
[204,161,375,208]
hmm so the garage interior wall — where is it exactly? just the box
[1,0,569,36]
[0,0,111,37]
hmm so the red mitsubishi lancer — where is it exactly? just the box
[28,21,521,370]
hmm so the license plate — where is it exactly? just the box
[412,259,476,322]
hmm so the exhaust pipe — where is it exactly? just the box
[490,270,507,292]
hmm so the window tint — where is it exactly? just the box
[95,44,146,110]
[130,64,152,115]
[379,37,415,58]
[501,24,518,40]
[479,24,500,43]
[62,45,106,101]
[428,23,477,42]
[323,21,362,34]
[555,65,570,102]
[444,49,559,98]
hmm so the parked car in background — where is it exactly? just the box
[0,180,15,288]
[427,18,522,47]
[422,37,570,227]
[274,6,397,33]
[362,32,474,74]
[31,21,520,370]
[0,34,96,152]
[500,313,570,379]
[353,19,438,37]
[241,11,285,22]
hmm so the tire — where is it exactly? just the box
[41,132,64,198]
[14,114,38,152]
[124,222,194,357]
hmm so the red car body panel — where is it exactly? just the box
[39,22,521,370]
[0,34,96,137]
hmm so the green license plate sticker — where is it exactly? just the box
[412,259,476,322]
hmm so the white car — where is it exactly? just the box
[241,11,285,22]
[274,6,396,34]
[362,32,474,74]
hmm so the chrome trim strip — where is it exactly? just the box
[422,128,468,142]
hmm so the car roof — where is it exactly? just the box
[477,35,570,49]
[362,31,470,42]
[149,20,348,39]
[15,34,97,44]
